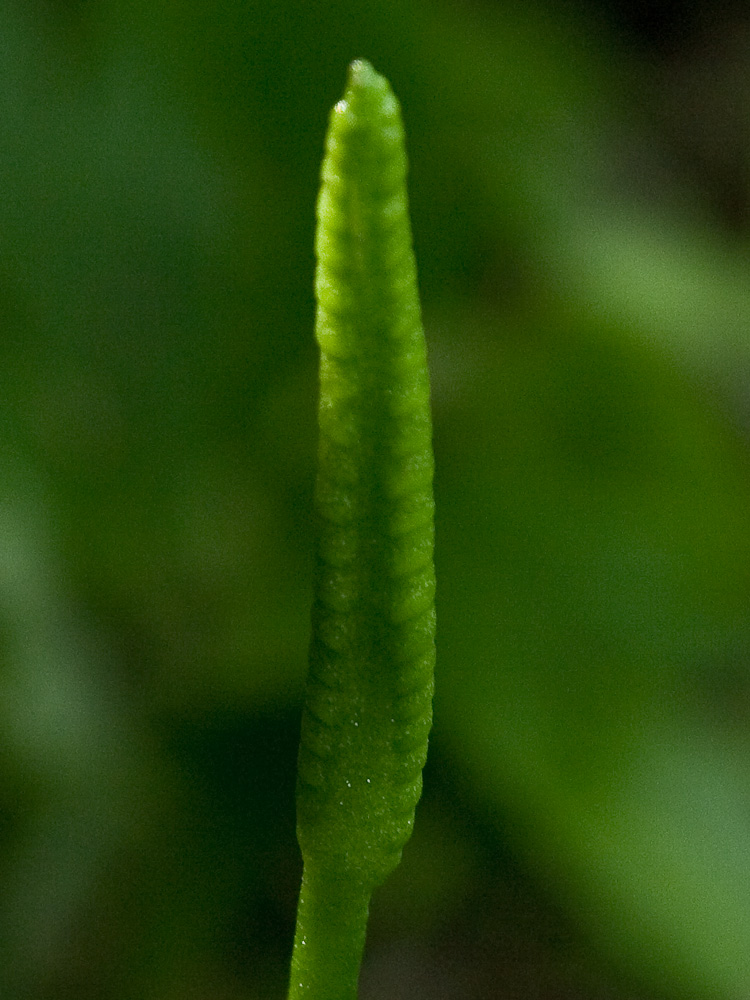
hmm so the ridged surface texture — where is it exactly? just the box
[297,58,435,893]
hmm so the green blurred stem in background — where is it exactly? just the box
[288,60,436,1000]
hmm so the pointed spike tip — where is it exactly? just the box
[347,58,384,92]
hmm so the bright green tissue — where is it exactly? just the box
[288,60,435,1000]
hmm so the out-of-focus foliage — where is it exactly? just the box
[2,1,750,997]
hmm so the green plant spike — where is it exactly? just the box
[288,59,435,1000]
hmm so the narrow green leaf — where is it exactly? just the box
[288,59,435,1000]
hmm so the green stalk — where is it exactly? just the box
[288,60,435,1000]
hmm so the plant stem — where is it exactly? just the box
[288,868,370,1000]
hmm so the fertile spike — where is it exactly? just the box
[289,60,435,1000]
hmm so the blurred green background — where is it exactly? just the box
[3,1,750,997]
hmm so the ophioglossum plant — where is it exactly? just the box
[288,60,436,1000]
